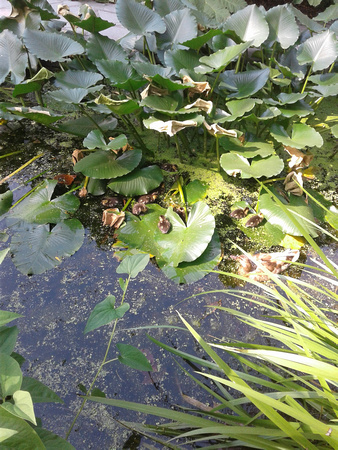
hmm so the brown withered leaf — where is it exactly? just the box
[102,208,125,229]
[185,99,213,114]
[140,83,169,100]
[72,149,84,165]
[54,174,76,186]
[284,146,313,169]
[148,118,198,137]
[182,75,211,96]
[204,121,237,138]
[284,171,303,196]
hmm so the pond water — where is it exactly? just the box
[1,123,337,448]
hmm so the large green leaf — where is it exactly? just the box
[54,70,103,89]
[57,115,117,137]
[64,11,114,33]
[195,41,252,74]
[0,29,27,84]
[140,95,179,113]
[116,343,153,371]
[74,148,142,179]
[84,296,130,334]
[157,202,215,267]
[108,165,163,196]
[297,30,338,72]
[8,180,80,226]
[224,4,269,47]
[182,29,222,51]
[49,87,102,104]
[0,191,13,216]
[0,409,44,449]
[86,34,127,62]
[265,5,299,49]
[34,427,74,449]
[220,153,284,179]
[157,8,197,49]
[159,231,221,284]
[116,0,166,35]
[154,0,185,17]
[164,48,201,75]
[95,60,146,90]
[23,29,84,62]
[116,204,168,258]
[83,130,127,151]
[259,187,318,237]
[216,98,262,122]
[219,68,270,98]
[10,219,85,275]
[0,353,22,397]
[6,106,64,125]
[270,123,323,148]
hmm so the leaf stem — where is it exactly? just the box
[174,134,183,163]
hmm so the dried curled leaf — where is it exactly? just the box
[182,75,211,96]
[284,146,313,169]
[140,83,169,99]
[102,208,125,228]
[72,149,84,165]
[185,99,213,114]
[284,171,303,196]
[53,174,76,186]
[147,118,198,137]
[204,121,237,138]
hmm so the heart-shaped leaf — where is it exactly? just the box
[23,29,84,62]
[219,68,270,99]
[108,165,163,196]
[87,34,127,62]
[96,60,146,91]
[270,123,323,148]
[8,180,80,226]
[21,377,63,404]
[0,409,44,448]
[0,29,27,84]
[116,253,150,278]
[54,70,103,89]
[259,186,318,237]
[1,390,36,425]
[159,231,221,284]
[116,0,166,35]
[224,4,269,46]
[297,30,338,71]
[157,8,197,49]
[157,202,215,267]
[116,343,153,371]
[220,153,284,178]
[83,130,127,151]
[84,295,130,334]
[265,5,299,49]
[74,148,142,179]
[10,219,84,275]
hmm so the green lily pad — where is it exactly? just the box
[74,149,142,179]
[270,123,323,148]
[220,153,284,179]
[83,130,127,150]
[157,202,215,267]
[159,231,221,284]
[259,186,318,237]
[8,180,80,226]
[108,165,163,196]
[10,219,85,275]
[220,138,275,158]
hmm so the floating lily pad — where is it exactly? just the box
[108,165,163,196]
[270,123,323,149]
[10,219,84,275]
[157,202,215,267]
[74,149,142,179]
[259,186,318,237]
[159,232,221,284]
[7,180,80,227]
[83,130,127,150]
[220,153,284,179]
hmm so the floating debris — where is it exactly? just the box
[231,249,300,282]
[102,208,125,229]
[158,215,171,234]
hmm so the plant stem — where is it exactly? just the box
[79,105,106,135]
[0,150,24,159]
[0,153,44,185]
[121,116,148,154]
[143,36,155,64]
[301,63,313,94]
[66,275,131,440]
[209,69,222,97]
[174,134,183,163]
[10,182,44,209]
[122,198,132,212]
[235,55,241,74]
[215,136,221,172]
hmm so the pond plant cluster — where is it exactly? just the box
[0,0,338,447]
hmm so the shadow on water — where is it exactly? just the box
[0,123,337,448]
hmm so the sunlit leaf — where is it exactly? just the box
[108,165,163,196]
[0,353,22,397]
[220,153,284,179]
[10,219,85,275]
[83,130,127,151]
[116,0,166,35]
[0,29,27,84]
[297,30,338,71]
[157,8,197,49]
[116,253,150,278]
[84,295,130,334]
[270,123,323,148]
[87,33,127,62]
[54,70,103,89]
[265,5,299,49]
[74,148,142,179]
[219,68,270,99]
[1,390,36,425]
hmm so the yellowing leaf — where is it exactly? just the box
[280,234,305,249]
